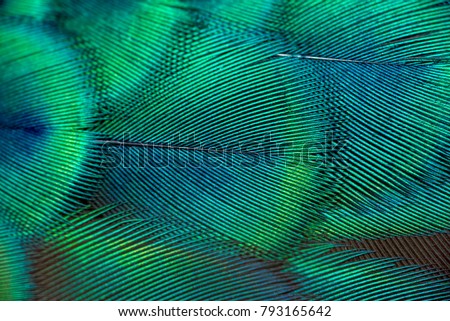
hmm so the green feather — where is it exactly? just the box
[0,17,97,234]
[34,207,298,300]
[0,0,449,301]
[285,242,450,300]
[0,218,32,300]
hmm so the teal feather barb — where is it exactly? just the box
[0,216,32,300]
[0,0,449,300]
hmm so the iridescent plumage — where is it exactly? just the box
[0,0,449,300]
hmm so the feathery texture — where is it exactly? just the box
[0,0,449,301]
[0,217,32,300]
[285,243,450,300]
[33,208,298,300]
[0,16,98,235]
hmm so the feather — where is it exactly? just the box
[0,0,449,301]
[33,207,299,300]
[0,217,32,300]
[305,59,450,240]
[285,242,450,300]
[90,26,336,257]
[0,17,98,235]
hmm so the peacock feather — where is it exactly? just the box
[0,16,98,235]
[0,216,32,300]
[0,0,449,301]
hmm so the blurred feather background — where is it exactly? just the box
[0,0,449,300]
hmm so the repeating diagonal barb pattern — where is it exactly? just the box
[0,0,449,301]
